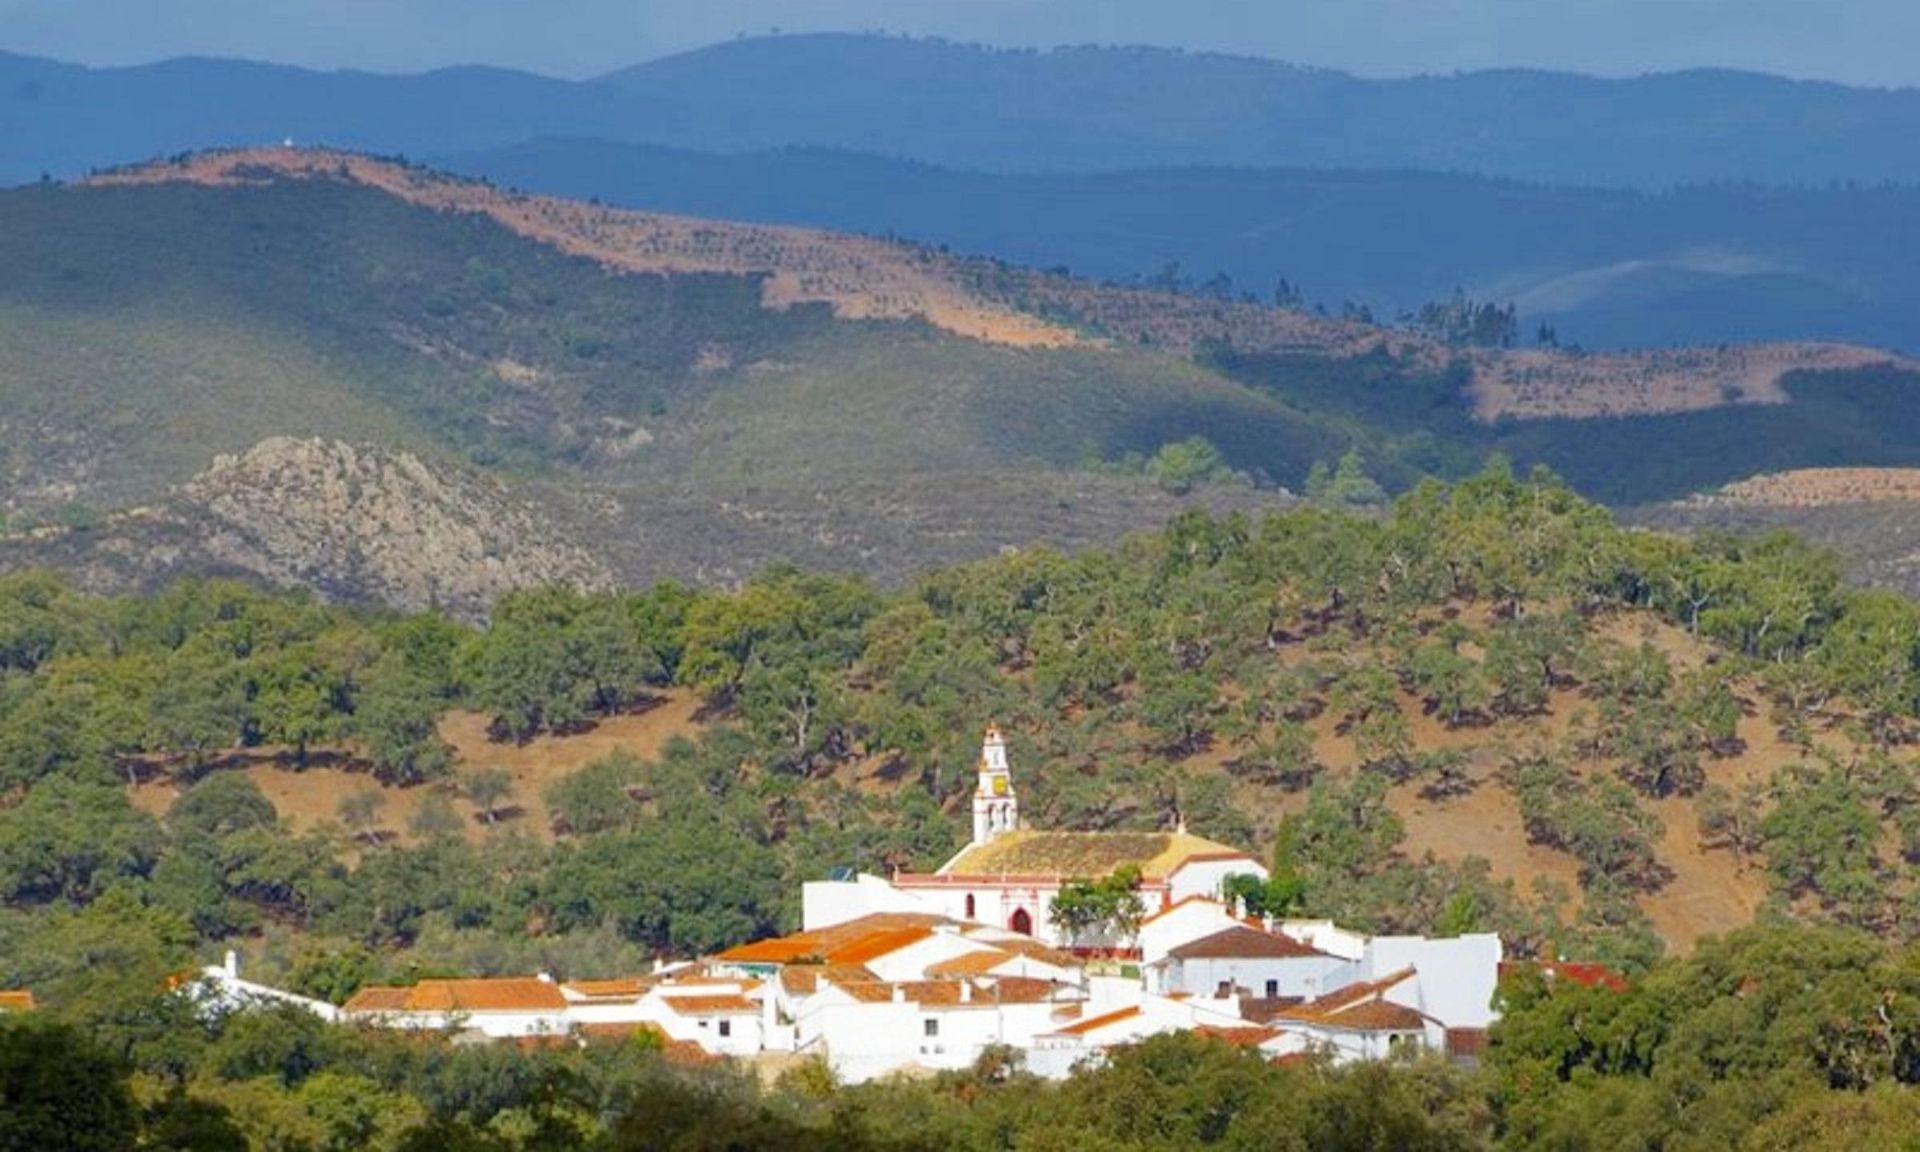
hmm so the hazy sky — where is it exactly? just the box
[2,0,1916,87]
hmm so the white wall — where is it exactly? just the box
[1167,858,1267,904]
[1364,935,1503,1029]
[1159,953,1348,1000]
[802,874,940,931]
[1138,900,1241,966]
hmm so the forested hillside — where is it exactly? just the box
[13,465,1920,1146]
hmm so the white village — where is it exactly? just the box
[190,726,1526,1082]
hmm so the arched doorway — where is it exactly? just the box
[1009,907,1033,936]
[964,894,977,920]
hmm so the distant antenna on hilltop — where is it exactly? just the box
[282,137,296,149]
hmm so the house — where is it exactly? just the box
[0,990,33,1013]
[1147,924,1347,1001]
[192,951,341,1022]
[342,976,570,1038]
[1265,968,1443,1062]
[826,727,1268,949]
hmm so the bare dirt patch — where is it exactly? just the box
[88,149,1079,350]
[1679,468,1920,510]
[1466,343,1903,422]
[128,690,708,846]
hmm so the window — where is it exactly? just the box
[1009,908,1033,935]
[965,894,977,920]
[924,1018,940,1038]
[719,1020,731,1038]
[1265,980,1279,999]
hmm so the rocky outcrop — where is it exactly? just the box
[178,437,612,618]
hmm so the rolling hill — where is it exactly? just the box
[12,36,1920,189]
[1,147,1917,614]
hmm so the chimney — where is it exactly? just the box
[960,982,973,1004]
[536,972,554,984]
[891,984,906,1004]
[224,950,239,979]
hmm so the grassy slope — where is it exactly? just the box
[0,176,1335,586]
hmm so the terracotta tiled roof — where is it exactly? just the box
[978,937,1082,968]
[925,950,1017,978]
[1166,925,1329,961]
[714,914,951,966]
[577,1021,719,1064]
[779,964,879,995]
[1304,999,1428,1032]
[1140,895,1228,926]
[1299,968,1416,1014]
[661,994,760,1016]
[0,990,35,1012]
[344,978,567,1014]
[1500,961,1629,992]
[1053,1005,1143,1036]
[342,986,412,1012]
[563,978,655,999]
[826,976,1068,1007]
[938,831,1256,881]
[1277,968,1428,1033]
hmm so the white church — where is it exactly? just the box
[805,725,1270,950]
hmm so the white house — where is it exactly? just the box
[191,951,341,1022]
[1147,924,1348,1001]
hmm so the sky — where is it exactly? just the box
[1,0,1916,88]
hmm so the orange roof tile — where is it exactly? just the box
[1276,968,1428,1033]
[0,990,35,1012]
[1140,895,1227,926]
[925,950,1017,978]
[1054,1005,1143,1036]
[661,994,760,1016]
[563,978,655,999]
[825,976,1068,1007]
[342,986,412,1012]
[714,914,951,966]
[345,978,566,1014]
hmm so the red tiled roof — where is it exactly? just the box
[563,978,655,999]
[925,950,1016,978]
[0,990,34,1012]
[826,976,1068,1007]
[661,994,759,1016]
[713,914,950,966]
[1166,925,1329,961]
[344,978,566,1014]
[1276,968,1427,1034]
[1053,1005,1142,1036]
[1500,961,1629,992]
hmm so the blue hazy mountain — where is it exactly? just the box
[9,34,1920,188]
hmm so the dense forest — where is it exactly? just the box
[14,460,1920,1144]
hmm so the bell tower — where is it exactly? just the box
[971,724,1018,845]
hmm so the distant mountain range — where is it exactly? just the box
[438,139,1920,353]
[8,35,1920,354]
[8,34,1920,189]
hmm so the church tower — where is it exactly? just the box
[971,724,1019,845]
